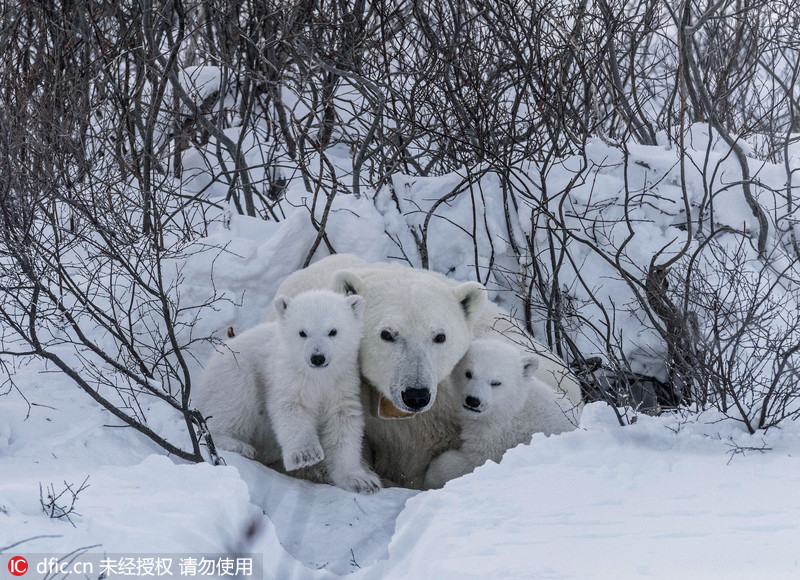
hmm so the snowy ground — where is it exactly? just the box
[2,365,799,579]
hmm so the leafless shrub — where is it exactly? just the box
[0,0,225,461]
[40,477,90,528]
[3,0,800,437]
[672,237,800,431]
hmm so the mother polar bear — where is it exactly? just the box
[268,254,582,489]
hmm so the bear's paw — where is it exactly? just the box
[334,469,383,495]
[214,435,257,460]
[284,442,324,471]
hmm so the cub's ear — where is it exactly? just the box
[451,281,487,327]
[332,270,366,296]
[522,354,539,380]
[346,294,366,318]
[273,295,292,320]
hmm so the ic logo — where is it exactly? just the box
[8,556,28,576]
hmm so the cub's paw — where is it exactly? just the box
[235,442,258,459]
[215,435,257,459]
[334,469,383,495]
[283,443,324,471]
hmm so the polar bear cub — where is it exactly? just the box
[194,289,381,494]
[424,338,574,489]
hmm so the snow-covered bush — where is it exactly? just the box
[2,0,800,452]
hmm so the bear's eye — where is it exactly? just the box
[380,330,395,342]
[433,333,446,344]
[465,370,473,379]
[328,329,337,337]
[491,381,502,387]
[299,331,307,338]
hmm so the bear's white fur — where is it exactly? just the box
[194,289,381,494]
[424,338,576,489]
[269,254,581,489]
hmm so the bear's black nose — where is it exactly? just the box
[465,396,481,409]
[310,354,326,367]
[401,388,431,411]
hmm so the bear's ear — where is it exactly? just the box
[451,281,487,326]
[332,270,366,296]
[522,354,539,379]
[273,295,292,320]
[346,294,366,318]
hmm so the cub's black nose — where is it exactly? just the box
[310,354,326,367]
[401,388,431,411]
[465,396,481,409]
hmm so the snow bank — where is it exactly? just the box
[4,370,799,578]
[360,404,800,579]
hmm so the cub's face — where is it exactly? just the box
[274,290,365,372]
[333,271,486,414]
[452,339,538,419]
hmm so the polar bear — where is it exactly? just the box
[268,254,582,488]
[424,338,576,489]
[194,289,381,494]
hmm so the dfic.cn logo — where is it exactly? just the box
[8,556,28,576]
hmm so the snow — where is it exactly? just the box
[3,134,800,579]
[3,374,799,578]
[368,404,800,579]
